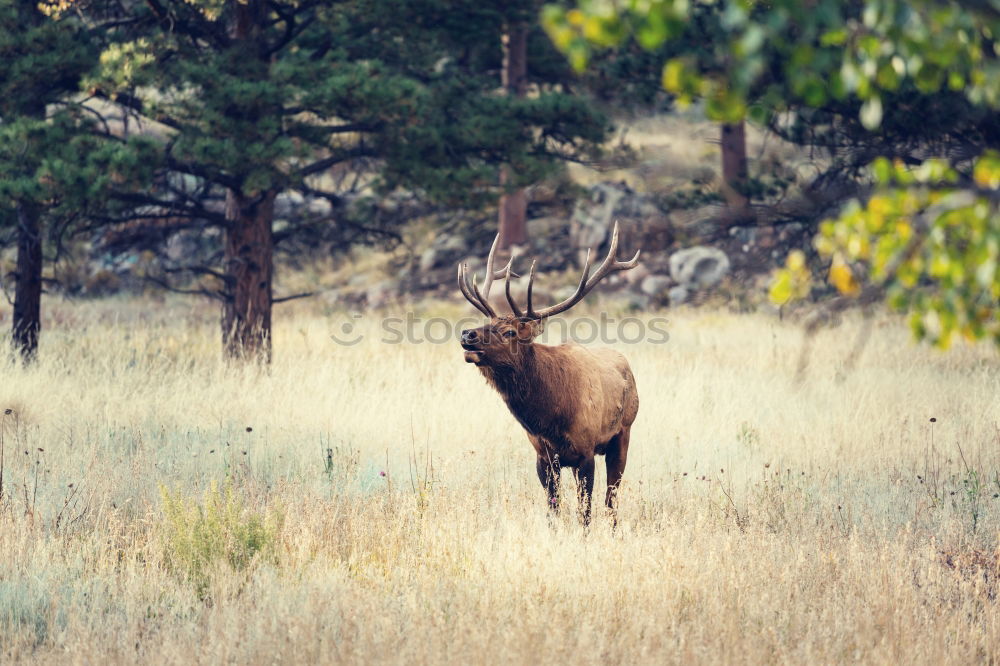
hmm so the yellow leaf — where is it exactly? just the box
[894,219,912,240]
[787,249,806,272]
[973,155,1000,189]
[829,257,860,296]
[662,59,685,93]
[583,17,605,43]
[769,271,793,304]
[770,252,813,305]
[868,195,890,215]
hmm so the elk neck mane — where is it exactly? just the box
[477,343,577,438]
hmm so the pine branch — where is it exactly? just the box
[273,291,316,304]
[89,89,185,132]
[109,192,228,226]
[164,153,242,193]
[295,148,375,179]
[162,265,231,283]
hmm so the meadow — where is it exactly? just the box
[1,297,998,664]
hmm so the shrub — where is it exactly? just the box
[159,481,282,598]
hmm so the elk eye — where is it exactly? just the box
[502,329,516,339]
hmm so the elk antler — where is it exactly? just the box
[505,221,640,320]
[459,222,639,319]
[457,233,519,318]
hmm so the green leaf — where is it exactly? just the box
[871,157,892,184]
[637,12,669,49]
[820,28,848,46]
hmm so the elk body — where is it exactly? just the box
[458,223,640,524]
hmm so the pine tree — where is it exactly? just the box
[0,0,95,360]
[87,0,608,361]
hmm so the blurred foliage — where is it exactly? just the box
[772,154,999,348]
[544,1,1000,125]
[546,0,1000,348]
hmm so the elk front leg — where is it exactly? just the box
[536,452,561,514]
[574,457,595,526]
[605,426,631,520]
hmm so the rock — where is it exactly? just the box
[623,263,651,286]
[729,225,756,245]
[366,280,395,309]
[669,246,730,289]
[273,191,332,220]
[307,197,332,216]
[570,183,624,250]
[668,285,690,306]
[273,191,304,219]
[419,246,438,272]
[435,234,466,252]
[526,216,565,238]
[640,274,673,297]
[569,182,666,266]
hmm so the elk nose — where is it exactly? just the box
[461,329,479,345]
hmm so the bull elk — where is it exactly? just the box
[458,223,640,525]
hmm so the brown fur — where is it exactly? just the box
[461,316,639,524]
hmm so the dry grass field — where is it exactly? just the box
[1,297,998,664]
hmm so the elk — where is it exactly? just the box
[458,223,640,525]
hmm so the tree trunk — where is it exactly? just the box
[720,121,751,223]
[222,189,275,362]
[221,0,274,362]
[498,21,529,249]
[12,202,42,362]
[12,15,45,362]
[498,168,527,248]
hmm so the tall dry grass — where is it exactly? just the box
[1,296,998,664]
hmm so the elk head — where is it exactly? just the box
[458,222,640,368]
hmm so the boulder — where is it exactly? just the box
[418,246,438,273]
[526,215,565,239]
[570,183,624,251]
[640,274,673,297]
[623,263,651,286]
[669,246,730,289]
[569,182,663,261]
[668,285,690,306]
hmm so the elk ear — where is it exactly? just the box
[516,318,543,340]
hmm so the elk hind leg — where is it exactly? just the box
[535,452,561,514]
[605,426,631,516]
[573,457,596,526]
